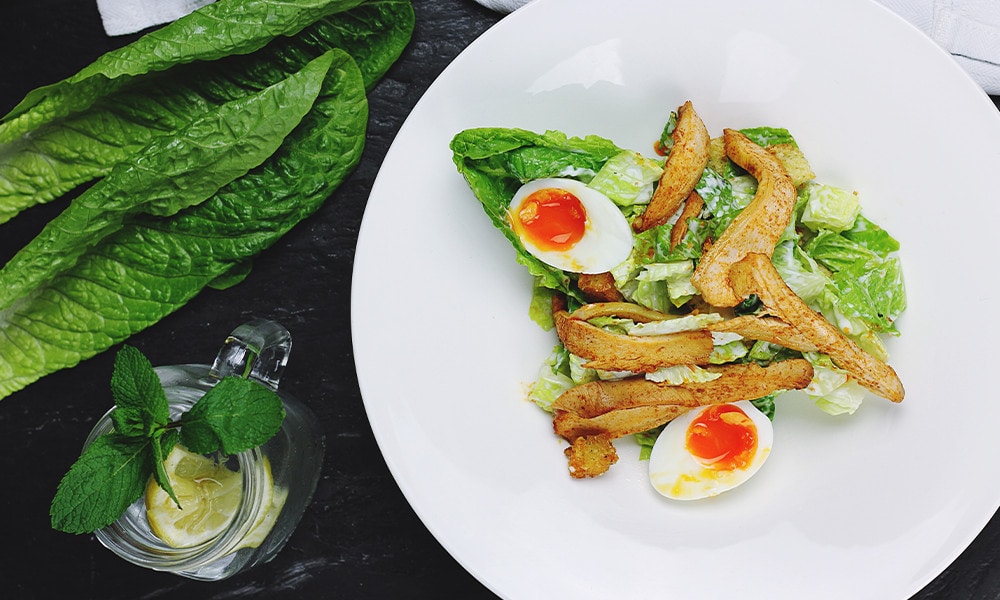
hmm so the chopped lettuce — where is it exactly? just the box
[696,167,750,238]
[709,340,749,364]
[771,240,831,305]
[634,261,698,308]
[627,312,724,336]
[569,353,601,384]
[803,231,906,336]
[805,230,882,273]
[750,394,777,420]
[587,150,663,206]
[740,127,797,147]
[657,111,678,154]
[528,278,558,330]
[799,182,861,233]
[843,214,900,256]
[803,353,868,415]
[635,425,665,461]
[646,365,721,385]
[748,340,801,364]
[528,345,574,412]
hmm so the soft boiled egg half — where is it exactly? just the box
[508,178,633,274]
[648,400,773,500]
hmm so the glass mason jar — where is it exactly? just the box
[83,319,325,580]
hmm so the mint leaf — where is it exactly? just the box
[150,429,181,509]
[110,345,169,438]
[180,377,285,455]
[50,433,154,534]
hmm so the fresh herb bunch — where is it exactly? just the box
[50,345,286,534]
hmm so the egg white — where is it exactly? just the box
[648,400,773,501]
[509,178,633,274]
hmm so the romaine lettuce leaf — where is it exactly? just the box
[0,0,415,224]
[0,0,366,142]
[0,53,333,310]
[0,48,368,400]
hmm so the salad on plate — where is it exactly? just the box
[450,101,906,501]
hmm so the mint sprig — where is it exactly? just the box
[50,345,286,535]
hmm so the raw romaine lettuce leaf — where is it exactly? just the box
[0,53,333,310]
[0,0,366,143]
[0,48,368,400]
[0,0,415,224]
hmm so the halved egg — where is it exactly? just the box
[648,400,773,500]
[508,178,633,274]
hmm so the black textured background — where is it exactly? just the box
[2,1,999,598]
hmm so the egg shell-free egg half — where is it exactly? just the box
[648,400,773,501]
[508,178,633,274]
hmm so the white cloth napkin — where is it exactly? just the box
[878,0,1000,94]
[473,0,1000,95]
[96,0,216,36]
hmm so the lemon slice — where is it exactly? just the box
[145,445,283,549]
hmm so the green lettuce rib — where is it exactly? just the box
[0,0,414,224]
[0,52,334,311]
[0,0,365,142]
[0,48,368,400]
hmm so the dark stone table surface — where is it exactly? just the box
[2,1,999,598]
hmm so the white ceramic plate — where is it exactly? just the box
[352,0,1000,597]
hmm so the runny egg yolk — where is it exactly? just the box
[685,404,758,471]
[513,188,586,252]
